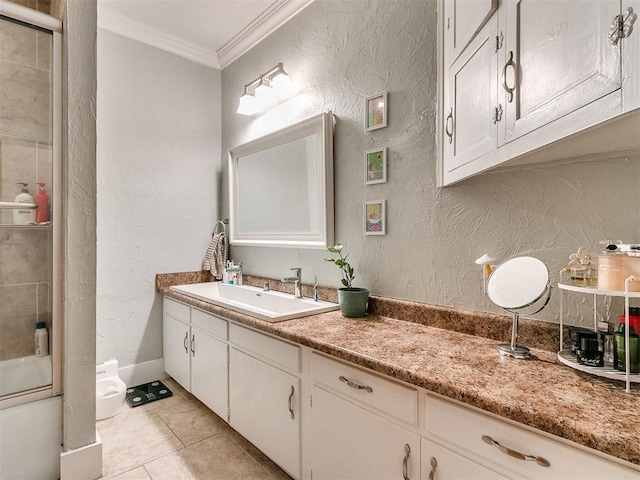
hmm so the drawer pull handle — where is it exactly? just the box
[288,386,295,420]
[191,334,195,357]
[482,435,550,468]
[428,457,437,480]
[445,108,454,144]
[402,443,411,480]
[339,376,373,393]
[501,51,516,103]
[183,332,189,353]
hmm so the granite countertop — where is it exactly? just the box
[159,281,640,467]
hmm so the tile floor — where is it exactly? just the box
[97,378,293,480]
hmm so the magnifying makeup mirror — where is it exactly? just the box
[487,256,552,359]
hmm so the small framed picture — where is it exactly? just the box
[365,92,387,131]
[364,200,386,235]
[364,147,387,185]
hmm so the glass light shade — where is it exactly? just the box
[270,71,291,98]
[236,93,257,116]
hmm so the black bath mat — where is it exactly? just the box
[125,380,172,408]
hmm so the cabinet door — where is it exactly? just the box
[444,0,498,66]
[310,386,420,480]
[443,13,499,181]
[191,327,228,420]
[503,0,621,142]
[622,0,640,112]
[421,438,509,480]
[229,348,300,479]
[162,314,190,390]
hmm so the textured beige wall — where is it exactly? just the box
[62,0,97,451]
[221,0,640,323]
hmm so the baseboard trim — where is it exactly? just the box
[118,358,167,387]
[60,430,102,480]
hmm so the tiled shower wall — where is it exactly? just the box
[0,17,53,361]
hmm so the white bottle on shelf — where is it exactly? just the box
[13,183,36,225]
[35,322,49,357]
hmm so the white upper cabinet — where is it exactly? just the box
[503,0,621,143]
[440,0,640,186]
[444,14,500,172]
[622,0,640,112]
[444,0,498,65]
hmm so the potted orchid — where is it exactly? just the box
[325,244,369,318]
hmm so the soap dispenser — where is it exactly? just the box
[13,183,36,225]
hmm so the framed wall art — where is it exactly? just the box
[365,92,387,131]
[364,147,387,185]
[364,200,386,235]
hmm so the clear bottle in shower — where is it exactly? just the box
[35,322,49,357]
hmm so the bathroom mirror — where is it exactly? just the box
[487,256,550,309]
[487,256,551,359]
[229,112,334,249]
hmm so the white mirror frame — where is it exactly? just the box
[487,256,550,310]
[228,111,334,249]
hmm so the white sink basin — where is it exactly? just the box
[169,282,339,322]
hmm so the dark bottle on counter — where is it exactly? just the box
[613,324,640,374]
[576,337,604,367]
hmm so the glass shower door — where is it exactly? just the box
[0,15,55,398]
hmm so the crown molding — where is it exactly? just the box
[97,0,314,70]
[217,0,314,69]
[97,7,220,68]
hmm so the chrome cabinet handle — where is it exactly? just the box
[339,375,373,393]
[445,108,454,144]
[402,444,410,480]
[428,457,437,480]
[482,435,550,467]
[191,334,195,357]
[501,51,516,103]
[288,386,295,420]
[183,332,188,353]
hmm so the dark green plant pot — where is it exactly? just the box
[337,288,369,318]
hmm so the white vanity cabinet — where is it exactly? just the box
[228,324,301,479]
[310,354,420,480]
[426,395,640,480]
[421,438,509,480]
[440,0,640,185]
[162,298,229,419]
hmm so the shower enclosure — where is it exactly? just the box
[0,6,61,406]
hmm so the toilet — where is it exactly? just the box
[96,359,126,420]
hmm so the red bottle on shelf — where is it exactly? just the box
[36,182,49,223]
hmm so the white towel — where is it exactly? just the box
[203,233,226,280]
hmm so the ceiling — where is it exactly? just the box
[97,0,313,69]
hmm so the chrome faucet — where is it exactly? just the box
[283,267,302,298]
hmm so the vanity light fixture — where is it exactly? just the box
[236,63,292,116]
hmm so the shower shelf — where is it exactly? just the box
[1,224,51,229]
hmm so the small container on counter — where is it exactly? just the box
[597,243,640,292]
[576,337,604,367]
[568,326,598,358]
